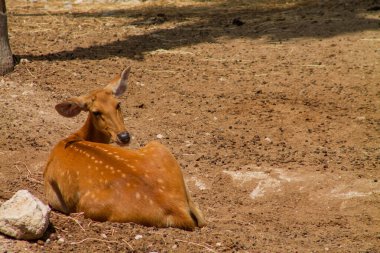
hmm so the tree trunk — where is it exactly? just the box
[0,0,14,75]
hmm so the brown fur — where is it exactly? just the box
[43,68,205,229]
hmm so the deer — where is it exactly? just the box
[43,67,205,230]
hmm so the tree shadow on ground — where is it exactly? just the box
[17,0,380,61]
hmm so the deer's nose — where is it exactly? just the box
[117,131,130,144]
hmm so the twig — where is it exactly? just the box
[15,164,21,173]
[25,66,37,79]
[53,225,67,233]
[121,239,134,251]
[301,64,326,68]
[175,239,217,253]
[15,162,43,185]
[53,212,86,232]
[70,238,119,245]
[360,38,380,41]
[145,69,176,73]
[147,49,195,55]
[25,177,43,185]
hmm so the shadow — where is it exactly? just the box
[40,223,57,242]
[16,0,380,61]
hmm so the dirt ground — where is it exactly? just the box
[0,0,379,252]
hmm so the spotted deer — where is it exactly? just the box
[43,67,205,229]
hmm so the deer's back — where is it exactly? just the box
[44,140,193,227]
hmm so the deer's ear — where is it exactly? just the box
[106,66,131,97]
[55,97,87,117]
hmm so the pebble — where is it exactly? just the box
[134,234,143,240]
[156,134,164,139]
[57,238,65,244]
[264,137,272,143]
[356,116,366,121]
[20,58,30,63]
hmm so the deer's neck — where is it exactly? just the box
[75,115,111,144]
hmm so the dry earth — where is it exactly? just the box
[0,0,379,252]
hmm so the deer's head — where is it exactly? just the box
[55,67,131,145]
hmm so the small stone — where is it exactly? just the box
[49,233,58,240]
[20,58,30,64]
[356,116,366,121]
[135,234,143,240]
[57,238,65,244]
[156,134,164,139]
[216,242,222,247]
[264,137,272,143]
[100,233,107,239]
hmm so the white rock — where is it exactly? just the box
[134,234,143,240]
[0,190,50,240]
[356,116,366,121]
[19,58,30,64]
[156,134,164,139]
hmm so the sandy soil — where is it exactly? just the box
[1,0,379,252]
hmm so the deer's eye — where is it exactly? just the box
[93,111,102,117]
[116,103,121,110]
